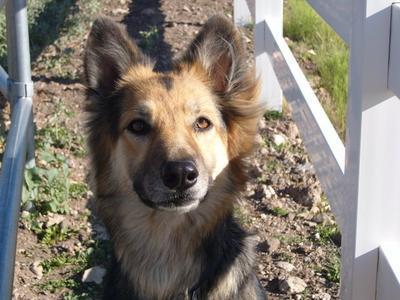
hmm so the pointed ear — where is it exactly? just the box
[84,17,149,97]
[179,15,249,95]
[179,15,263,159]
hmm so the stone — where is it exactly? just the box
[46,214,65,227]
[280,276,307,294]
[257,238,280,254]
[287,122,299,140]
[82,266,106,284]
[30,261,43,279]
[276,261,295,272]
[273,134,287,146]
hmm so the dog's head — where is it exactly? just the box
[84,16,262,213]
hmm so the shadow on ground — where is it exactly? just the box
[123,0,173,71]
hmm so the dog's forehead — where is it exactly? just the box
[121,68,218,115]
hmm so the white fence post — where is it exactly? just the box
[342,0,400,299]
[239,0,400,298]
[254,0,283,111]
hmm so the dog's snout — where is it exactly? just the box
[161,161,199,190]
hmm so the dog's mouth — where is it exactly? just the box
[133,181,206,213]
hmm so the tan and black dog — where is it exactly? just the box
[83,14,266,300]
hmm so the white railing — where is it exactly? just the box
[234,1,400,299]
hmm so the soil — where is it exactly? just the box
[6,0,340,299]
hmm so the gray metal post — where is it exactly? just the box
[0,0,35,298]
[5,0,34,164]
[0,98,32,299]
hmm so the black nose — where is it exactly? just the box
[161,161,199,190]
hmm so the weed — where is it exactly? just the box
[37,278,79,293]
[316,223,341,245]
[264,110,283,121]
[139,26,159,50]
[284,0,349,138]
[69,182,88,199]
[39,223,75,246]
[271,207,289,217]
[322,256,341,283]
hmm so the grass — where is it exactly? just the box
[322,255,341,283]
[138,26,159,51]
[284,0,349,138]
[271,207,289,217]
[316,223,341,246]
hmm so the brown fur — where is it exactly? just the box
[84,15,266,300]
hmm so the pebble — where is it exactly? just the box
[46,214,65,227]
[276,261,295,272]
[30,261,43,279]
[280,276,307,294]
[82,266,106,284]
[273,134,287,146]
[257,238,280,254]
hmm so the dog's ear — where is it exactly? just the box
[84,17,148,97]
[179,15,251,95]
[179,15,263,159]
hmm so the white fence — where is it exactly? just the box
[234,0,400,299]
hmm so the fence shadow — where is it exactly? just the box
[0,0,78,68]
[122,0,173,71]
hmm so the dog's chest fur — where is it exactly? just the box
[100,196,258,300]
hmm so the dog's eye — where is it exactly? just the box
[194,117,212,132]
[127,119,151,135]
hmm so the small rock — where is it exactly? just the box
[21,201,35,212]
[276,261,295,272]
[259,118,267,129]
[21,211,30,218]
[260,147,268,155]
[280,276,307,294]
[46,214,65,227]
[82,266,106,284]
[273,134,286,146]
[253,184,275,200]
[311,214,323,224]
[287,122,299,140]
[308,49,316,56]
[263,185,276,199]
[30,261,43,279]
[183,5,190,12]
[320,292,332,300]
[257,238,280,253]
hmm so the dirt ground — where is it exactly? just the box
[7,0,340,299]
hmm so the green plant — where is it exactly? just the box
[284,0,349,138]
[322,255,341,283]
[264,110,283,121]
[39,223,75,245]
[316,223,341,245]
[271,207,289,217]
[139,26,159,50]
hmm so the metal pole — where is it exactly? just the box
[0,98,32,299]
[0,66,9,98]
[0,0,35,298]
[5,0,35,165]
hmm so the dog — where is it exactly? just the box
[83,14,266,300]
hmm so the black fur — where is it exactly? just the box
[103,214,266,300]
